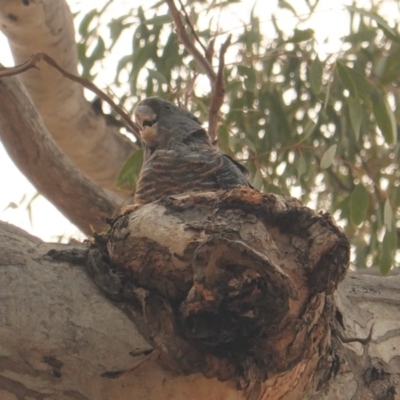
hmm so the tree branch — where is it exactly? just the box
[0,52,141,141]
[0,220,250,400]
[0,0,136,194]
[166,0,231,142]
[1,201,399,399]
[0,75,122,234]
[177,0,208,53]
[166,0,216,82]
[208,36,231,143]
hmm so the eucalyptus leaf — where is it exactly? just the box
[310,57,323,95]
[383,199,393,230]
[147,68,168,85]
[288,29,314,43]
[297,154,307,178]
[336,63,357,99]
[348,100,362,140]
[79,9,98,36]
[252,170,264,190]
[372,92,397,145]
[299,120,317,143]
[320,144,337,169]
[278,0,296,14]
[379,227,396,275]
[350,184,369,226]
[145,14,171,26]
[116,149,144,189]
[347,6,400,45]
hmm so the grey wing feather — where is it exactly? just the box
[216,154,251,189]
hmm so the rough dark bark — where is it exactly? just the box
[85,188,397,399]
[0,189,399,399]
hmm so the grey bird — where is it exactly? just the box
[133,97,250,205]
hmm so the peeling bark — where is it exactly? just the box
[84,189,399,399]
[0,188,399,399]
[0,0,136,194]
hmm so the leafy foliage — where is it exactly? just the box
[76,0,400,273]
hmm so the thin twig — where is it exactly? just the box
[183,71,198,108]
[165,0,216,82]
[205,38,216,63]
[0,53,141,141]
[177,0,208,54]
[208,35,231,142]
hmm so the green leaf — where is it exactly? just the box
[350,184,369,226]
[116,149,144,189]
[336,63,357,99]
[347,69,375,97]
[379,47,400,84]
[238,66,256,92]
[79,9,98,36]
[288,29,314,43]
[252,170,264,190]
[145,14,171,26]
[90,37,105,61]
[278,0,297,15]
[299,120,316,143]
[384,199,393,231]
[320,144,337,169]
[337,63,375,99]
[348,100,362,141]
[3,201,18,211]
[109,17,132,45]
[310,57,323,95]
[347,6,400,45]
[240,137,257,153]
[342,30,376,45]
[379,227,396,275]
[372,92,397,145]
[297,154,307,178]
[377,23,400,45]
[147,68,168,85]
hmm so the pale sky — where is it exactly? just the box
[0,0,396,242]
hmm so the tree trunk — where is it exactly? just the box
[1,190,399,400]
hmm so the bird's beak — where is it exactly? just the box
[134,105,157,130]
[134,104,159,146]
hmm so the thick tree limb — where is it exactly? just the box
[1,191,399,400]
[0,76,122,234]
[0,220,253,400]
[0,0,136,193]
[88,189,400,399]
[0,52,141,140]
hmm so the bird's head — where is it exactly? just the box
[134,97,207,148]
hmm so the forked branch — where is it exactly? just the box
[0,53,141,141]
[166,0,231,142]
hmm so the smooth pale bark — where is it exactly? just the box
[0,75,122,234]
[0,0,136,193]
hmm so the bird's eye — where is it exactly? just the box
[164,105,172,110]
